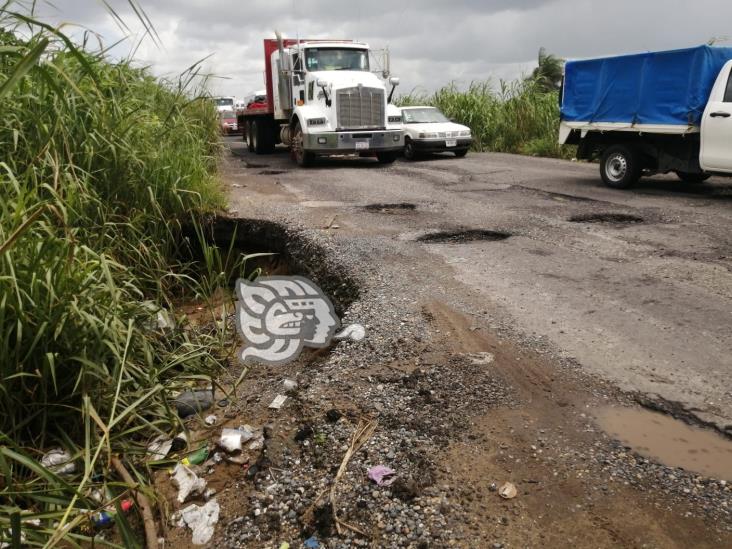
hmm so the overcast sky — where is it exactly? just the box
[31,0,732,98]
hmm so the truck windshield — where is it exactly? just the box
[305,48,369,72]
[402,108,450,123]
[215,98,233,107]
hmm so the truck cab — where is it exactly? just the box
[240,37,404,166]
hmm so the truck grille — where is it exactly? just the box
[336,87,385,129]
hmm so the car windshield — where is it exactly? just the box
[402,108,450,124]
[215,98,233,107]
[305,48,369,72]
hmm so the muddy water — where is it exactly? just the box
[595,407,732,480]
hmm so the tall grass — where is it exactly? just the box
[0,5,232,546]
[399,79,573,159]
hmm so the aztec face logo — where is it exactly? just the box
[234,276,340,365]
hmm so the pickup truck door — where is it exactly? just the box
[701,60,732,173]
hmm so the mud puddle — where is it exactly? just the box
[417,229,511,244]
[596,406,732,480]
[569,212,644,224]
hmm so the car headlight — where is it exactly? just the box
[419,132,438,139]
[460,130,471,137]
[307,117,326,126]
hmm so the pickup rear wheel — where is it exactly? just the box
[291,121,314,167]
[600,145,641,189]
[675,171,711,184]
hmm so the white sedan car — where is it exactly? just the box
[401,106,473,160]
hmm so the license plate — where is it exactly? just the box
[355,140,369,150]
[445,139,457,147]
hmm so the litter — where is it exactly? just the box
[219,428,245,453]
[40,448,76,475]
[303,536,320,548]
[282,379,298,391]
[269,394,288,410]
[172,464,207,503]
[367,465,396,486]
[279,543,290,549]
[147,435,174,461]
[334,323,366,342]
[204,415,217,425]
[181,447,209,466]
[91,511,114,529]
[178,499,220,545]
[498,481,517,499]
[174,390,214,418]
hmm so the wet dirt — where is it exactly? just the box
[568,212,645,224]
[416,229,511,243]
[595,406,732,481]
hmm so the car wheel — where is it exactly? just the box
[291,121,314,167]
[404,137,417,161]
[674,171,711,184]
[600,145,641,189]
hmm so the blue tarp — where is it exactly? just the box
[561,45,732,126]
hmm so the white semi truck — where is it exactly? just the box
[238,34,404,166]
[559,45,732,188]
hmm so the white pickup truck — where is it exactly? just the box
[559,45,732,188]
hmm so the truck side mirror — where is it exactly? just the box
[316,79,331,107]
[388,76,400,104]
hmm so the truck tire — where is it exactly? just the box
[600,145,641,189]
[252,119,276,154]
[291,121,314,167]
[376,151,397,164]
[675,171,711,184]
[244,120,254,152]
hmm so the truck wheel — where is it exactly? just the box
[675,171,711,184]
[600,145,641,189]
[291,122,314,167]
[252,119,276,154]
[245,121,254,152]
[376,152,397,164]
[404,137,417,161]
[250,120,259,152]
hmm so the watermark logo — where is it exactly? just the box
[235,276,363,365]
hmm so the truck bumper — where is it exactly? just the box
[303,130,404,154]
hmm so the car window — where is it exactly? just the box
[724,71,732,103]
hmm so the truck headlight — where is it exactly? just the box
[307,117,326,126]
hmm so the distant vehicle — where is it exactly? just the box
[238,34,404,166]
[219,110,238,134]
[214,96,236,113]
[400,106,472,160]
[560,45,732,188]
[234,99,246,111]
[246,90,267,110]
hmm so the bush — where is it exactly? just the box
[0,7,229,545]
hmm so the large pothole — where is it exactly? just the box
[416,229,511,244]
[178,216,359,314]
[569,213,644,224]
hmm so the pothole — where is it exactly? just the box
[416,229,511,244]
[178,216,359,313]
[364,203,417,213]
[595,406,732,480]
[259,170,287,175]
[569,213,644,224]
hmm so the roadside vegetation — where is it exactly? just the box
[398,48,574,159]
[0,5,236,546]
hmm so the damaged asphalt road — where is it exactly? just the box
[205,138,732,548]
